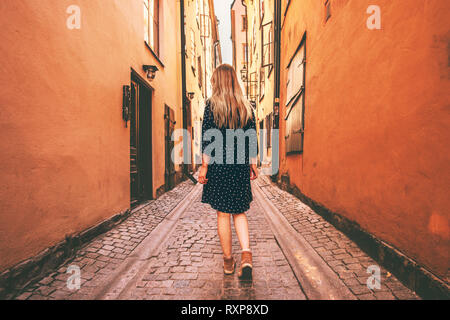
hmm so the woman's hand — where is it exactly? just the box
[250,164,258,181]
[198,164,208,184]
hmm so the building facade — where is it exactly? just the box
[183,0,221,168]
[276,0,449,284]
[243,0,276,168]
[231,0,248,96]
[0,0,220,282]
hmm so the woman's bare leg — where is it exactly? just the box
[232,213,250,251]
[217,211,232,258]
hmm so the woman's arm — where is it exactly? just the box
[199,102,212,184]
[202,153,210,167]
[249,109,258,180]
[198,164,208,184]
[250,161,258,180]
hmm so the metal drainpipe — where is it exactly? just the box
[180,0,196,184]
[202,1,208,99]
[272,0,281,181]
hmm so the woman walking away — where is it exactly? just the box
[198,64,258,280]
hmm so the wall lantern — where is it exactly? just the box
[187,92,195,100]
[240,65,248,82]
[143,65,159,81]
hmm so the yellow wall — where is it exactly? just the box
[231,0,248,95]
[184,0,219,164]
[245,0,275,162]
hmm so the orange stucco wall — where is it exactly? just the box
[0,0,182,272]
[279,0,450,278]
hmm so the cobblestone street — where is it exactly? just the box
[255,176,419,300]
[119,190,304,300]
[1,0,447,305]
[14,174,419,300]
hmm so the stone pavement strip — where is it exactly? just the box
[14,173,419,300]
[117,189,305,300]
[15,176,305,300]
[255,175,420,300]
[14,179,195,300]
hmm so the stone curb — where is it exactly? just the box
[0,208,131,300]
[0,176,194,300]
[276,174,450,300]
[90,183,203,300]
[253,180,356,300]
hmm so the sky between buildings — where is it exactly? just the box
[214,0,234,65]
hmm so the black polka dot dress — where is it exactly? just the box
[201,100,258,214]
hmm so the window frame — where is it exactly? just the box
[261,21,274,70]
[242,44,248,63]
[249,71,258,103]
[144,0,160,57]
[324,0,332,23]
[200,13,211,38]
[282,0,292,29]
[144,0,149,44]
[285,32,307,154]
[260,0,265,23]
[190,29,196,76]
[259,67,265,101]
[284,0,291,16]
[196,0,200,27]
[198,55,203,94]
[266,112,272,148]
[242,15,247,31]
[252,15,257,54]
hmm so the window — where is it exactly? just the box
[252,15,257,53]
[214,43,221,69]
[196,0,200,26]
[242,15,247,31]
[259,68,265,101]
[242,44,248,63]
[260,0,265,22]
[266,113,272,148]
[249,71,258,103]
[144,0,160,56]
[261,21,273,68]
[282,0,292,28]
[200,13,210,38]
[190,29,196,75]
[285,0,291,12]
[198,56,203,91]
[144,0,149,44]
[285,33,306,154]
[325,0,331,22]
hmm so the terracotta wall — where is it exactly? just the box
[279,0,449,278]
[0,0,182,272]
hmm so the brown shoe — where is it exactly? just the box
[223,256,236,275]
[238,251,253,279]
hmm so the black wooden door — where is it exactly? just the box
[130,76,153,208]
[130,81,139,207]
[165,105,175,191]
[138,84,152,199]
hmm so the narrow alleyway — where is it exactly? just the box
[14,174,419,300]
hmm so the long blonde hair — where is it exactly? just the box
[209,64,253,129]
